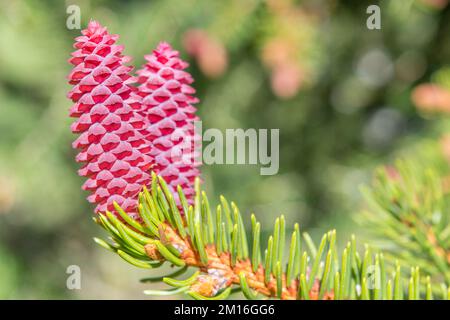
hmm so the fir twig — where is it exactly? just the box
[94,175,449,300]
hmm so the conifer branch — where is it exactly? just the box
[361,159,450,287]
[94,174,450,300]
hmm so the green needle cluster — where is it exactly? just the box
[93,174,450,300]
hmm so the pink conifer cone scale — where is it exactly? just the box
[134,42,201,203]
[68,21,152,218]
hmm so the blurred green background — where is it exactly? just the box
[0,0,449,299]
